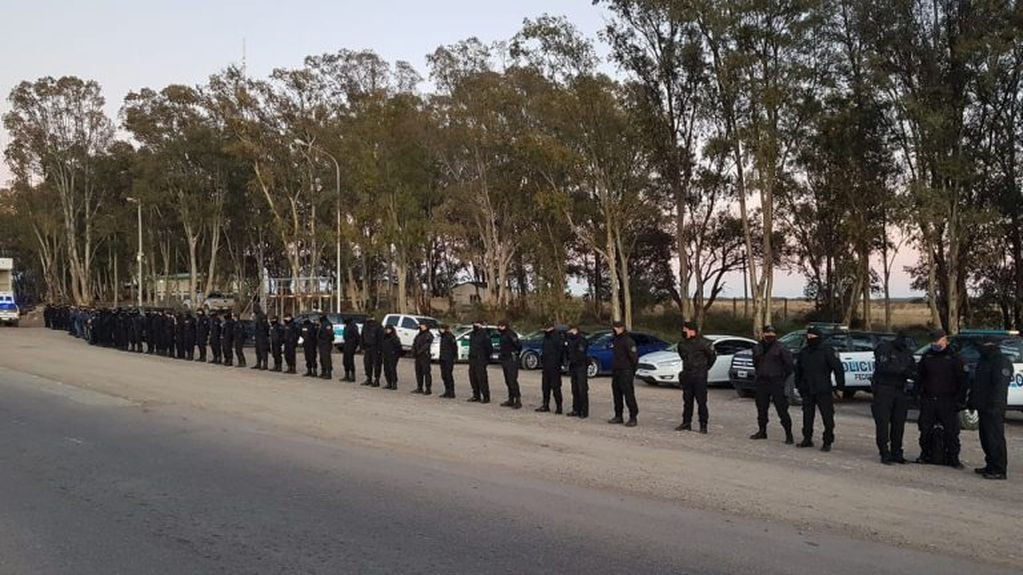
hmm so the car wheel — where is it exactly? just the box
[587,359,599,379]
[521,351,540,370]
[841,389,857,400]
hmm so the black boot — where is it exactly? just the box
[797,438,814,448]
[535,405,551,413]
[750,430,767,440]
[512,398,522,409]
[699,423,708,434]
[784,428,795,445]
[675,423,692,432]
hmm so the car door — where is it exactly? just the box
[711,339,754,384]
[397,316,419,349]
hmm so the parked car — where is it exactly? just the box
[187,291,235,312]
[294,312,368,350]
[518,327,567,370]
[0,293,19,327]
[381,313,440,350]
[585,330,669,378]
[429,325,514,363]
[636,335,757,387]
[728,325,908,401]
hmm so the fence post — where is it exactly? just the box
[783,297,789,320]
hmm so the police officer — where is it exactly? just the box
[283,314,299,374]
[915,329,967,468]
[183,312,196,361]
[301,318,318,377]
[342,318,360,382]
[609,321,639,427]
[438,324,457,398]
[196,309,210,362]
[254,304,270,370]
[411,323,434,394]
[467,322,493,403]
[381,325,403,390]
[566,325,589,418]
[497,320,522,409]
[318,315,334,380]
[750,325,794,444]
[165,311,178,358]
[872,331,916,464]
[270,315,284,372]
[209,312,223,364]
[538,323,566,414]
[146,309,158,354]
[795,326,844,451]
[222,312,235,366]
[676,320,716,433]
[175,312,187,359]
[361,318,383,387]
[970,337,1011,480]
[233,314,248,368]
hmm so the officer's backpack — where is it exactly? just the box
[930,423,947,466]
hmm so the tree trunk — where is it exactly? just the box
[925,234,942,328]
[615,230,633,330]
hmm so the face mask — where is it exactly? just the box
[807,337,821,347]
[930,343,944,352]
[764,335,777,343]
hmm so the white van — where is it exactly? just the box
[381,314,440,350]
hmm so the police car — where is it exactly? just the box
[729,325,902,402]
[429,325,509,363]
[913,330,1023,412]
[0,293,18,327]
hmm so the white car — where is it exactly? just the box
[382,313,441,350]
[0,293,19,327]
[636,335,757,387]
[429,325,508,362]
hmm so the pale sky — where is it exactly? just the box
[0,0,922,298]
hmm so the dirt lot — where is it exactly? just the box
[1,327,1019,568]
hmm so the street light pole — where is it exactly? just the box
[296,139,343,313]
[126,197,143,308]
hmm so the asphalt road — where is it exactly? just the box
[0,368,1014,575]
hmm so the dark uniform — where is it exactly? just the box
[318,318,334,379]
[970,340,1011,479]
[610,326,639,426]
[467,325,493,403]
[283,317,299,373]
[751,329,794,443]
[795,333,844,450]
[566,329,589,418]
[498,324,522,408]
[872,336,916,463]
[382,327,403,390]
[270,317,284,371]
[301,320,318,377]
[342,320,360,382]
[677,329,716,432]
[175,313,186,359]
[361,319,384,386]
[539,328,566,413]
[254,306,270,370]
[164,312,177,358]
[146,311,157,354]
[915,342,968,466]
[439,328,458,398]
[222,314,235,366]
[411,326,434,394]
[183,313,196,360]
[196,310,210,362]
[209,314,223,364]
[233,317,247,367]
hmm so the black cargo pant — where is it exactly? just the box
[363,347,382,383]
[755,378,792,433]
[343,345,357,378]
[872,385,908,459]
[415,355,432,392]
[256,340,269,368]
[197,341,208,362]
[681,371,709,427]
[611,368,638,420]
[271,343,282,370]
[570,364,589,417]
[284,344,297,372]
[541,365,563,410]
[210,339,222,363]
[222,341,233,366]
[978,408,1007,475]
[234,341,246,367]
[501,357,520,400]
[383,357,398,387]
[440,358,455,397]
[801,390,835,445]
[319,345,333,376]
[917,396,960,463]
[468,360,489,401]
[304,346,317,373]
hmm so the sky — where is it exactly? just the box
[0,0,922,298]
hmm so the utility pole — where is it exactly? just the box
[127,197,143,308]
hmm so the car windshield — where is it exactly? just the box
[587,332,612,347]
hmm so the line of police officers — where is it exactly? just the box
[44,304,1009,479]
